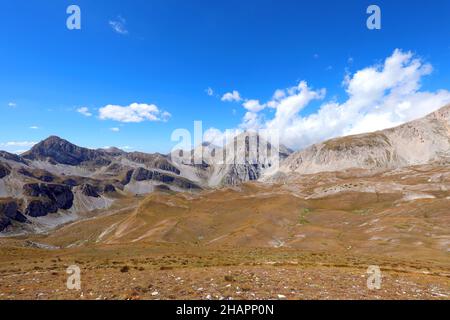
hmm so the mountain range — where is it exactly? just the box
[0,104,449,234]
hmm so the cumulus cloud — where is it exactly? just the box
[221,90,242,102]
[77,107,92,117]
[99,103,171,123]
[205,49,450,150]
[109,16,128,35]
[203,127,224,146]
[273,89,286,101]
[203,127,242,147]
[242,99,266,113]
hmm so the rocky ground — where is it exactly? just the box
[0,163,448,300]
[0,245,448,300]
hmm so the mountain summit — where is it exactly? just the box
[22,136,108,166]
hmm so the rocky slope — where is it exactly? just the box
[94,163,449,259]
[0,137,201,233]
[276,104,450,175]
[1,104,449,234]
[0,133,287,233]
[176,132,292,187]
[22,136,112,166]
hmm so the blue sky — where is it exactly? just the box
[1,0,450,153]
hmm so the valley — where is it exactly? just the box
[0,105,449,300]
[0,162,448,300]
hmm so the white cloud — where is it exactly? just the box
[0,141,37,154]
[110,127,120,132]
[242,99,266,113]
[109,16,128,35]
[203,127,241,147]
[99,103,171,123]
[241,111,261,130]
[1,141,37,147]
[77,107,92,117]
[203,128,223,146]
[206,87,214,96]
[8,102,16,107]
[160,111,172,122]
[221,90,242,102]
[205,49,450,151]
[273,89,286,100]
[29,126,39,130]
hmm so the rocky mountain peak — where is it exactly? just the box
[22,136,108,166]
[277,104,450,175]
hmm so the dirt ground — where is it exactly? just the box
[0,245,448,300]
[1,165,449,300]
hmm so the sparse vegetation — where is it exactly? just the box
[0,162,448,300]
[224,275,234,282]
[352,209,369,215]
[298,208,311,225]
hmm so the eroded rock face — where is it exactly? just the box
[133,168,154,181]
[155,161,181,175]
[0,163,10,179]
[1,202,17,218]
[121,170,134,186]
[125,153,181,175]
[18,168,55,182]
[3,202,27,222]
[80,184,100,198]
[23,183,74,214]
[221,163,260,185]
[14,212,28,223]
[103,184,116,193]
[172,177,201,190]
[132,168,201,189]
[0,201,27,231]
[63,179,78,187]
[154,184,172,192]
[0,215,10,231]
[25,200,58,217]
